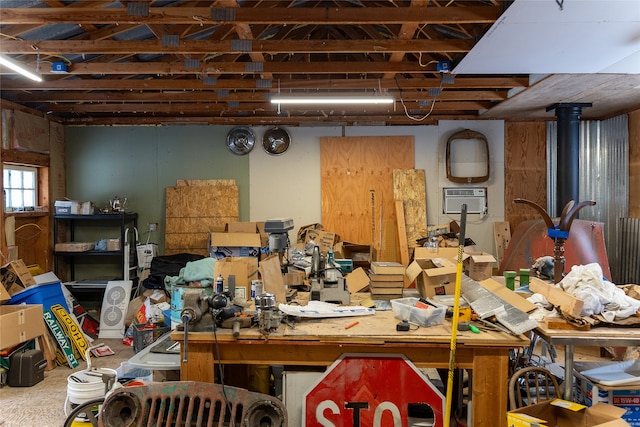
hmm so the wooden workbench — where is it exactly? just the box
[171,308,528,427]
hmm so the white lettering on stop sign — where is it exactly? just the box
[315,400,403,427]
[304,355,445,427]
[316,400,340,427]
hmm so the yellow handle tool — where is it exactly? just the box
[444,203,467,427]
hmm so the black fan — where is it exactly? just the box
[262,127,291,155]
[226,126,255,155]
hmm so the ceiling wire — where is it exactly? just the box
[0,33,73,65]
[418,53,438,68]
[394,74,445,122]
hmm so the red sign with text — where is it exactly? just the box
[303,354,445,427]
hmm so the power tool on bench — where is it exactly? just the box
[309,245,350,305]
[177,289,255,362]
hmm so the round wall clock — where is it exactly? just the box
[226,126,255,155]
[262,127,291,155]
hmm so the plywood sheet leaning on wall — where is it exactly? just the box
[504,122,547,229]
[320,136,414,263]
[165,180,239,256]
[393,169,427,259]
[493,221,511,265]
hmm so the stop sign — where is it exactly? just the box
[303,354,445,427]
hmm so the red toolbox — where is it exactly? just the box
[8,349,46,387]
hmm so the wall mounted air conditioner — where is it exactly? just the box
[443,187,487,214]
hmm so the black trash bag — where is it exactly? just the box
[142,252,205,290]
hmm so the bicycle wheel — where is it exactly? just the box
[63,398,105,427]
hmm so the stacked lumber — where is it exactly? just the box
[369,261,405,300]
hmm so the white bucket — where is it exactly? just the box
[66,368,118,405]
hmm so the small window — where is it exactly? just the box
[3,165,37,212]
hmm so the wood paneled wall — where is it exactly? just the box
[320,136,414,261]
[504,122,547,230]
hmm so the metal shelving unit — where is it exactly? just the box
[53,212,138,283]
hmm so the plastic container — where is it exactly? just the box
[390,297,446,327]
[116,362,152,382]
[132,321,170,353]
[7,281,70,312]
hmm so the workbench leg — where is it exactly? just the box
[180,342,215,383]
[471,349,509,427]
[563,344,575,400]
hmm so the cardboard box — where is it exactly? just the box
[574,371,640,426]
[334,242,375,271]
[508,399,630,427]
[405,257,457,297]
[1,260,36,296]
[463,251,497,281]
[227,221,269,247]
[209,232,262,259]
[107,239,121,251]
[213,257,259,301]
[346,267,370,293]
[413,247,460,263]
[284,271,305,287]
[256,221,269,247]
[0,305,48,350]
[54,242,95,252]
[79,201,95,215]
[305,230,338,254]
[227,221,259,233]
[370,261,405,275]
[54,200,80,215]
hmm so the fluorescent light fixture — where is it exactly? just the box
[0,54,42,82]
[270,94,394,105]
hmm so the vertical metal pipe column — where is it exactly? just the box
[546,103,591,216]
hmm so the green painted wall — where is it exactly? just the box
[65,125,250,256]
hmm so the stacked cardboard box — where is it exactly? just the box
[369,261,405,300]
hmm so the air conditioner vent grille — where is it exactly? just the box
[443,187,487,214]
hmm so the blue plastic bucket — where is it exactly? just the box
[8,282,70,312]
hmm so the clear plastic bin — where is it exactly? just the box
[390,297,446,327]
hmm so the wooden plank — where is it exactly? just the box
[529,277,584,318]
[547,319,591,331]
[392,169,427,250]
[320,136,414,253]
[395,200,410,267]
[380,218,398,263]
[472,351,509,426]
[493,221,511,265]
[38,334,56,371]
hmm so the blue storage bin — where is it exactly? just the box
[7,282,70,312]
